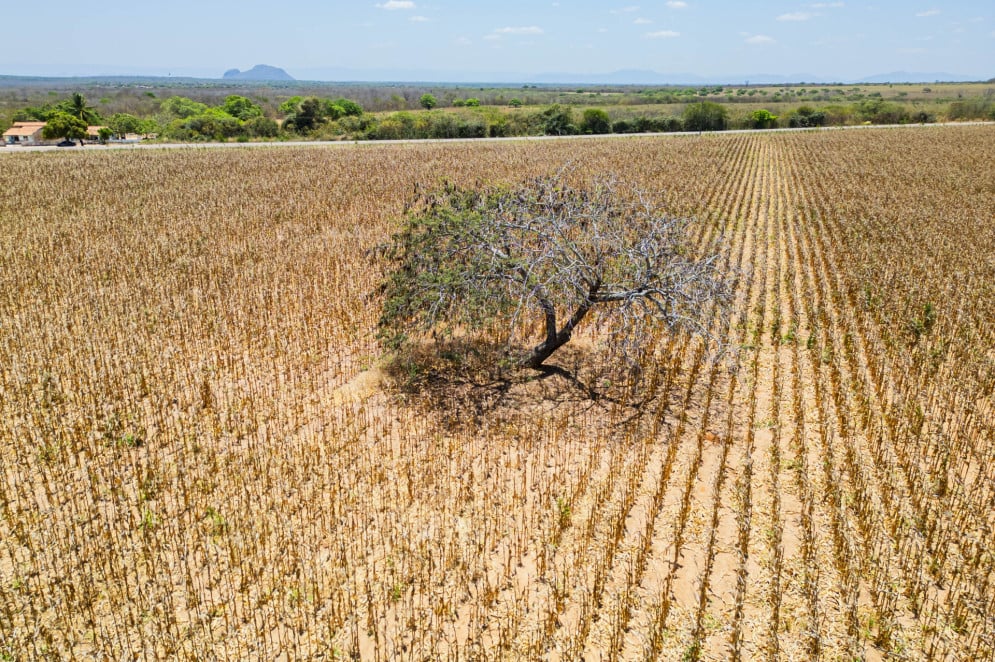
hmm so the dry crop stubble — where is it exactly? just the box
[0,127,993,660]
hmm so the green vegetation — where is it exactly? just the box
[750,109,778,129]
[41,112,87,142]
[64,92,99,124]
[580,108,611,134]
[786,106,827,128]
[1,81,991,145]
[683,101,728,131]
[220,95,263,120]
[540,104,577,135]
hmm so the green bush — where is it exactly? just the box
[855,99,909,124]
[278,96,303,116]
[164,108,241,141]
[612,116,683,134]
[334,98,364,117]
[947,97,994,120]
[366,111,490,140]
[108,113,143,136]
[787,106,827,128]
[541,105,577,135]
[487,118,509,137]
[612,119,633,133]
[160,96,209,119]
[371,112,417,140]
[683,102,728,131]
[244,116,279,138]
[221,95,263,121]
[579,108,611,134]
[505,109,545,136]
[750,109,778,129]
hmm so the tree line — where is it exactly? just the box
[10,90,992,144]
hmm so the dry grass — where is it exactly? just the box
[1,128,993,660]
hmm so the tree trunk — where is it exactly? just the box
[520,298,593,369]
[521,332,573,369]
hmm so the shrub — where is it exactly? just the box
[541,105,577,135]
[580,108,611,134]
[787,106,827,128]
[108,113,144,136]
[334,99,364,117]
[855,99,909,124]
[683,101,728,131]
[750,109,778,129]
[947,97,995,120]
[612,119,634,134]
[161,96,209,120]
[221,96,263,121]
[244,116,279,138]
[164,108,242,141]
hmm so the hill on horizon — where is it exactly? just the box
[222,65,294,81]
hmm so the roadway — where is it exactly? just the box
[2,121,992,154]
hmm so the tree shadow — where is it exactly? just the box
[383,338,661,432]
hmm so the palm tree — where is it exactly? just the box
[63,92,100,124]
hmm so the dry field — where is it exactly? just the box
[1,127,993,660]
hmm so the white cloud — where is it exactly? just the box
[493,26,544,35]
[746,34,775,44]
[376,0,415,9]
[778,12,815,21]
[646,30,680,38]
[455,36,471,45]
[634,18,653,24]
[916,9,940,17]
[410,15,429,22]
[666,1,688,8]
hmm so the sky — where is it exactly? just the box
[1,1,992,82]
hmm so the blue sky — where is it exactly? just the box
[2,1,992,81]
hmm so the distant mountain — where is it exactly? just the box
[222,65,294,81]
[0,65,985,87]
[529,70,833,86]
[856,71,978,84]
[288,67,832,85]
[288,67,985,86]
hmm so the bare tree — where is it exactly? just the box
[378,173,731,370]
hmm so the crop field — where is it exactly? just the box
[1,127,993,660]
